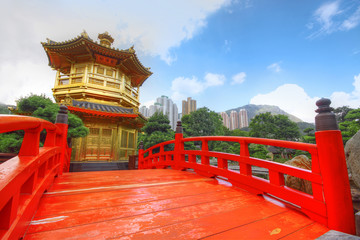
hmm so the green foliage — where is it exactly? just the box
[142,112,171,135]
[0,104,10,114]
[182,107,224,137]
[230,129,249,137]
[0,131,24,153]
[339,108,360,143]
[334,106,353,123]
[248,144,269,159]
[301,127,316,144]
[211,141,240,155]
[67,114,89,138]
[249,112,300,141]
[0,94,89,153]
[209,128,249,154]
[297,122,315,135]
[17,94,53,113]
[138,112,174,151]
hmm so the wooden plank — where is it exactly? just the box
[22,169,329,239]
[49,169,205,192]
[202,211,324,240]
[111,204,288,240]
[24,196,280,239]
[34,181,227,217]
[279,222,329,239]
[27,189,243,233]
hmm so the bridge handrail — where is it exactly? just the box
[0,107,69,240]
[138,99,355,235]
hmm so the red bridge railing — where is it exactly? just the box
[138,98,355,235]
[0,106,69,240]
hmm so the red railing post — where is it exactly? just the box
[55,105,69,175]
[18,126,41,157]
[138,141,144,169]
[314,98,355,234]
[173,121,184,170]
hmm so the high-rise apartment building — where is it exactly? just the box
[239,109,249,129]
[220,112,230,129]
[230,111,239,130]
[140,96,179,130]
[182,97,197,116]
[220,109,249,130]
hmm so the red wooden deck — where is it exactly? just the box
[23,169,329,240]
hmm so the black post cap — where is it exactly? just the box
[315,98,338,131]
[139,141,144,150]
[176,121,183,134]
[55,105,68,124]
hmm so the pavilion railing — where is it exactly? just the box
[138,98,355,235]
[0,106,69,240]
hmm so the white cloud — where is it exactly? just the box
[341,6,360,30]
[204,73,226,87]
[222,40,231,52]
[267,62,282,73]
[250,84,320,123]
[231,72,246,85]
[314,1,341,33]
[171,73,225,101]
[0,0,231,104]
[141,100,155,108]
[250,74,360,122]
[330,73,360,108]
[308,1,360,38]
[0,60,55,104]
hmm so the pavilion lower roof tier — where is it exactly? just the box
[68,100,146,128]
[42,34,152,87]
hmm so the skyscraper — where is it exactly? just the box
[182,97,197,116]
[220,112,230,129]
[140,96,179,130]
[239,109,249,128]
[230,111,239,130]
[219,109,249,130]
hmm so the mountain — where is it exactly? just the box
[0,103,14,114]
[225,104,303,123]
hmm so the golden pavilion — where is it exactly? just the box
[42,31,152,162]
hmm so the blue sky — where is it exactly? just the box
[0,0,359,122]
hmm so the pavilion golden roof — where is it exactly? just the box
[41,31,152,87]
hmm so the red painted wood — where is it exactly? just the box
[315,130,355,234]
[23,169,328,239]
[0,115,69,240]
[139,131,355,234]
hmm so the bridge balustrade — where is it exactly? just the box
[0,106,69,240]
[138,98,355,235]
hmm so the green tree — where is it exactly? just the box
[302,127,316,144]
[0,104,10,114]
[339,108,360,143]
[334,106,353,123]
[181,107,224,152]
[182,107,224,137]
[138,112,174,151]
[249,144,269,159]
[0,94,89,153]
[249,112,300,141]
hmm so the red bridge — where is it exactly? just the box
[0,99,356,239]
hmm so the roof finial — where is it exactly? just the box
[128,45,135,53]
[98,32,114,47]
[81,30,89,39]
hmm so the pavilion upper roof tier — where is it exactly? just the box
[41,31,152,87]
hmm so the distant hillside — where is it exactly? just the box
[225,104,303,123]
[0,103,13,114]
[297,121,315,135]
